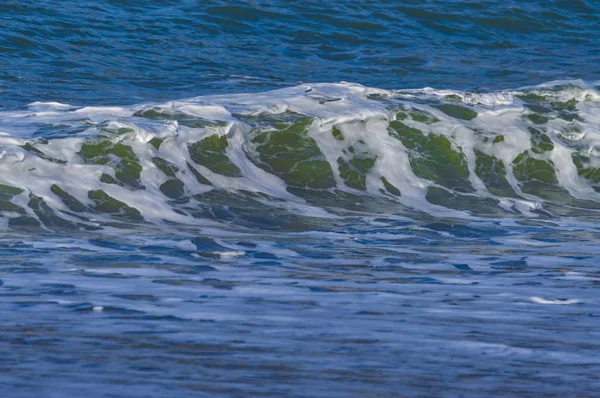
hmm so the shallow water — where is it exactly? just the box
[1,1,600,397]
[1,218,600,397]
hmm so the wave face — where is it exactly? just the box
[1,81,600,231]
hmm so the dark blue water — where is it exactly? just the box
[2,1,600,397]
[1,0,599,110]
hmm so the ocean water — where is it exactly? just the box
[1,1,600,397]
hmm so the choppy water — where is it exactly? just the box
[1,1,600,397]
[2,0,600,110]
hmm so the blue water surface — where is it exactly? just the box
[1,0,599,109]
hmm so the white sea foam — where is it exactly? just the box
[0,81,599,230]
[530,297,580,305]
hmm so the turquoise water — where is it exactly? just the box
[1,1,600,397]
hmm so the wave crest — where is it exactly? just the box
[1,81,600,230]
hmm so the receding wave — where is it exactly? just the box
[1,80,600,231]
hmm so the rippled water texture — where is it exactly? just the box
[1,1,600,397]
[1,219,600,398]
[1,0,600,109]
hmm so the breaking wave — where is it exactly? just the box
[1,80,600,231]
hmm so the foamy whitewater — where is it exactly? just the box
[3,81,600,229]
[2,1,600,397]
